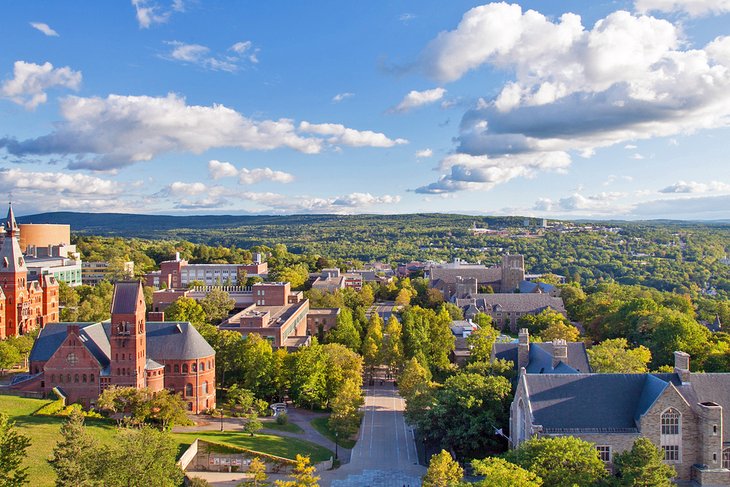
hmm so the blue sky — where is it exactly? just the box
[1,0,730,220]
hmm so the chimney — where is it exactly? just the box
[674,351,691,383]
[552,339,568,368]
[175,252,180,261]
[518,328,530,370]
[147,311,164,321]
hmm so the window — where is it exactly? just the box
[174,364,179,373]
[200,362,205,371]
[192,363,197,372]
[723,448,730,469]
[203,381,208,394]
[662,409,680,435]
[185,383,193,396]
[90,374,95,383]
[660,408,681,463]
[182,364,188,373]
[597,446,612,463]
[662,445,680,462]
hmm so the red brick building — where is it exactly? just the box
[14,281,216,413]
[0,204,59,339]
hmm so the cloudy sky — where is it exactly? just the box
[2,1,730,219]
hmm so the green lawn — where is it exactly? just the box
[261,420,305,434]
[2,395,333,487]
[310,417,357,449]
[0,396,117,487]
[172,430,333,462]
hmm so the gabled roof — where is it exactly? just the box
[469,294,566,314]
[111,281,143,314]
[519,281,556,294]
[30,322,111,368]
[493,341,590,374]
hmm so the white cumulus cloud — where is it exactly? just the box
[0,168,119,195]
[332,92,354,103]
[659,180,730,193]
[30,22,59,37]
[0,93,405,170]
[635,0,730,17]
[1,61,81,109]
[208,160,294,184]
[416,149,434,158]
[392,87,446,113]
[299,122,408,148]
[164,40,258,72]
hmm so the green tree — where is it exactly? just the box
[422,450,463,487]
[517,308,570,336]
[588,338,652,373]
[505,436,607,487]
[0,341,21,375]
[164,297,207,326]
[240,333,275,399]
[612,437,676,487]
[0,413,31,487]
[362,313,384,374]
[328,378,363,440]
[419,373,512,457]
[149,389,191,430]
[49,410,96,487]
[58,281,80,322]
[200,288,235,324]
[470,457,542,487]
[381,315,404,375]
[395,288,412,307]
[97,427,184,487]
[96,386,152,426]
[473,312,493,328]
[326,308,361,352]
[274,454,319,487]
[466,325,500,363]
[272,264,310,290]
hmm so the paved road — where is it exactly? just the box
[323,381,424,487]
[368,301,398,322]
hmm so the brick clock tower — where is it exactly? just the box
[109,281,147,388]
[0,204,29,338]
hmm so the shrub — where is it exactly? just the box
[276,413,289,425]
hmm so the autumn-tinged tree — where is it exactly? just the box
[538,321,580,342]
[164,297,207,326]
[422,450,463,487]
[242,457,268,487]
[274,455,319,487]
[200,288,235,324]
[466,324,500,363]
[381,315,404,375]
[588,338,652,373]
[470,457,542,487]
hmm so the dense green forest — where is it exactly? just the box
[25,212,727,299]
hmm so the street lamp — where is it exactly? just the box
[220,409,224,432]
[334,431,339,460]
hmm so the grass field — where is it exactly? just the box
[2,395,333,486]
[172,430,332,462]
[261,420,305,434]
[310,417,358,449]
[0,395,117,487]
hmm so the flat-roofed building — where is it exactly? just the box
[144,253,268,289]
[82,261,134,285]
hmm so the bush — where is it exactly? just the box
[276,413,289,426]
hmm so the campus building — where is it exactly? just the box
[13,281,216,413]
[144,253,268,289]
[82,260,135,286]
[456,293,567,332]
[219,282,310,348]
[0,205,59,339]
[510,351,730,485]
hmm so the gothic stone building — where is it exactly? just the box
[0,204,59,339]
[13,281,216,413]
[511,351,730,485]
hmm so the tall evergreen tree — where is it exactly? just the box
[0,413,31,487]
[49,410,97,487]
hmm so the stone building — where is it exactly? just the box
[0,204,59,339]
[144,253,267,289]
[510,351,730,485]
[13,281,216,413]
[456,293,567,332]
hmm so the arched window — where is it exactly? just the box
[192,363,197,372]
[182,364,188,373]
[516,399,527,445]
[74,374,79,383]
[661,408,681,463]
[174,364,180,373]
[82,374,87,383]
[203,381,208,394]
[185,383,193,396]
[723,448,730,469]
[90,374,95,383]
[67,374,71,383]
[200,362,205,371]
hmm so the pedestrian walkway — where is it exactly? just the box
[321,381,425,487]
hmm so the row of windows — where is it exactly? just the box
[184,381,210,396]
[166,360,214,374]
[52,373,95,384]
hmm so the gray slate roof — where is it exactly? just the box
[111,281,143,314]
[519,281,556,294]
[493,341,590,374]
[429,266,501,284]
[30,320,214,368]
[457,294,566,314]
[523,372,730,441]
